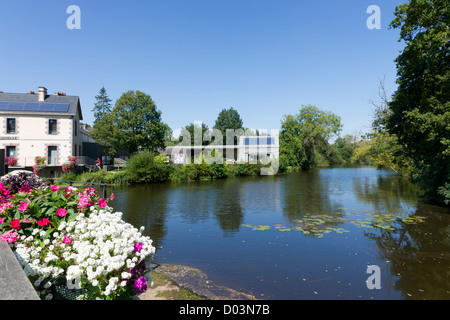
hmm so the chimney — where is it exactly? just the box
[38,86,47,101]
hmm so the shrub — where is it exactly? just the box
[1,171,49,194]
[62,156,77,173]
[125,150,172,183]
[169,164,199,182]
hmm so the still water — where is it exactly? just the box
[110,167,450,300]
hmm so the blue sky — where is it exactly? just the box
[0,0,405,137]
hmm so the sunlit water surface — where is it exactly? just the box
[110,167,450,300]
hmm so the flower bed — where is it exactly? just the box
[0,173,155,300]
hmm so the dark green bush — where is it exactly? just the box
[125,150,172,183]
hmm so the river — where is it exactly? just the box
[109,166,450,300]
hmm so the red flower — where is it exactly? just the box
[10,219,21,230]
[19,186,32,193]
[37,218,51,227]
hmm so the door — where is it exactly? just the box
[48,146,57,165]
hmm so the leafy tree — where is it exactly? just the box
[280,105,342,170]
[213,107,244,145]
[92,87,112,122]
[387,0,449,204]
[332,135,355,164]
[183,122,211,146]
[90,90,168,156]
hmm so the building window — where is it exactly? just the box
[49,119,57,134]
[6,146,16,157]
[7,118,16,134]
[48,146,58,165]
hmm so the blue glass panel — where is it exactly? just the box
[39,104,55,112]
[53,104,69,112]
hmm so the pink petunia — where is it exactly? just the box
[0,231,19,244]
[0,217,4,224]
[110,193,115,200]
[50,185,60,192]
[98,198,107,208]
[133,242,143,253]
[78,194,90,210]
[56,208,68,217]
[62,235,72,244]
[18,201,28,212]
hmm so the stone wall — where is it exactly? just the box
[0,241,40,300]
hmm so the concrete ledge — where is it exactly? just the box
[0,241,40,300]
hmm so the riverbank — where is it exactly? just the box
[137,263,257,300]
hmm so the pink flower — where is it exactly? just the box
[0,231,19,244]
[62,235,72,244]
[37,218,51,227]
[78,194,90,210]
[83,187,96,196]
[18,201,28,212]
[50,185,60,192]
[98,198,107,208]
[133,276,147,294]
[110,193,115,200]
[133,242,143,253]
[0,217,4,225]
[56,208,67,217]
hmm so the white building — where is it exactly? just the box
[237,136,279,164]
[0,86,93,172]
[163,135,279,165]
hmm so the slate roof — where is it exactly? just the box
[0,91,82,120]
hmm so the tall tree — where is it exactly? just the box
[280,105,342,170]
[213,107,244,145]
[387,0,449,204]
[90,90,168,156]
[183,122,210,146]
[92,87,112,122]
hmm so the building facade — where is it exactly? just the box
[163,135,279,165]
[0,87,93,172]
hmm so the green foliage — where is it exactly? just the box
[57,170,129,185]
[92,87,112,122]
[350,131,415,177]
[387,0,450,204]
[125,150,172,183]
[182,122,211,146]
[280,105,342,170]
[90,90,169,156]
[213,107,244,145]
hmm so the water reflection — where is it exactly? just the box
[112,184,170,249]
[109,167,450,299]
[281,169,344,222]
[352,170,420,215]
[363,202,450,299]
